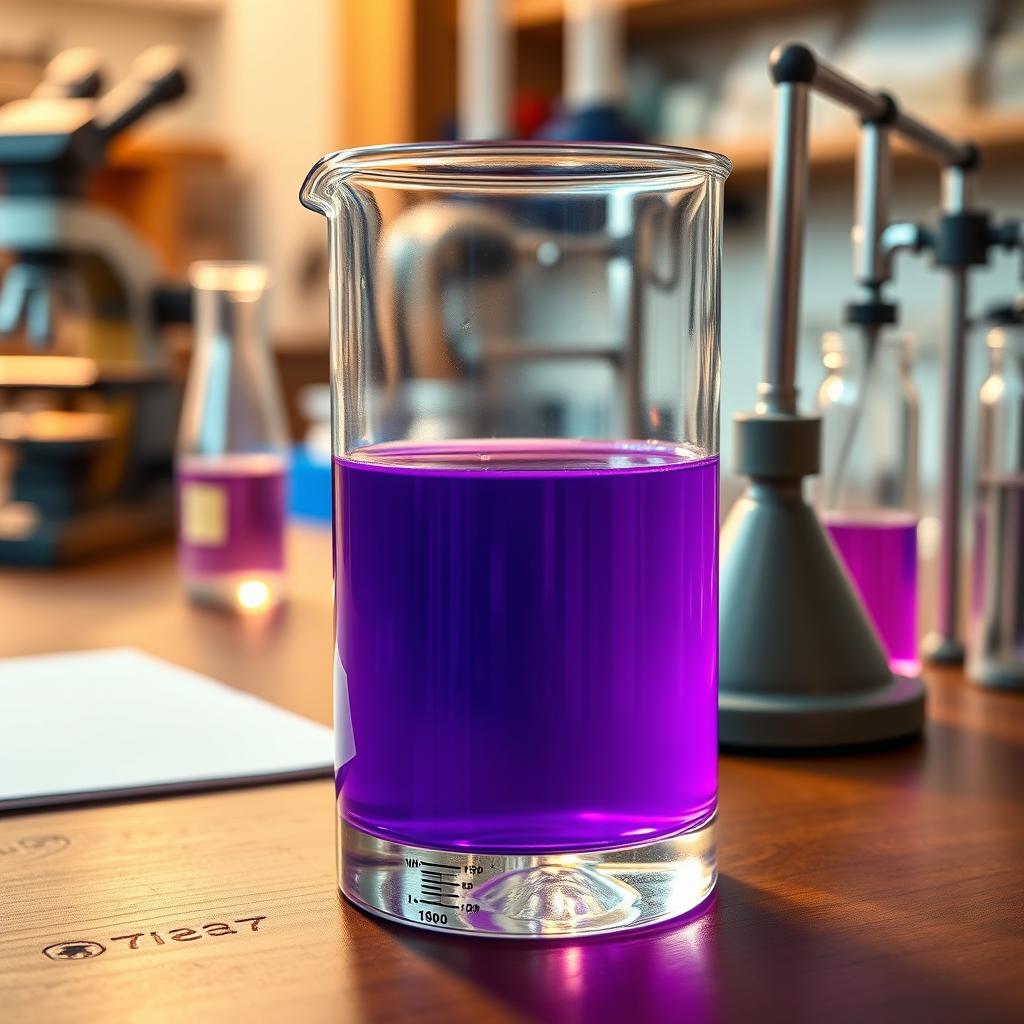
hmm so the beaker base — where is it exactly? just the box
[337,815,717,938]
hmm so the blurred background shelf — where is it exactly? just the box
[93,139,234,276]
[66,0,222,14]
[343,1,1024,189]
[690,109,1024,182]
[3,0,1024,504]
[511,0,850,31]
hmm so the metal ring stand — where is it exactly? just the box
[718,42,1017,748]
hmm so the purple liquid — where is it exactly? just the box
[176,454,286,575]
[825,513,919,676]
[333,440,718,853]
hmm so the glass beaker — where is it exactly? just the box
[816,328,920,677]
[176,262,289,613]
[301,142,729,938]
[970,308,1024,689]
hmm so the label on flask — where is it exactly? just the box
[181,483,228,547]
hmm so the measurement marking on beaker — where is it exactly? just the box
[402,858,487,919]
[416,863,461,910]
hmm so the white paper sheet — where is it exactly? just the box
[0,648,333,811]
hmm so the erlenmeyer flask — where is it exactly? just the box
[176,262,289,613]
[816,328,920,677]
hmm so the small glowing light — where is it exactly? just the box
[980,376,1005,405]
[0,501,39,540]
[822,377,845,403]
[536,240,561,267]
[236,579,271,611]
[821,331,846,370]
[890,657,921,678]
[0,409,111,442]
[189,261,269,301]
[0,356,98,387]
[622,826,657,837]
[917,516,940,559]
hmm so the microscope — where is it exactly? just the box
[0,46,190,564]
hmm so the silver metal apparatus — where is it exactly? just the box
[970,304,1024,690]
[925,166,999,665]
[0,47,191,565]
[719,42,998,747]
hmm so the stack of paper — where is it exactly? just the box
[0,648,333,811]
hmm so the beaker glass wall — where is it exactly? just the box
[302,142,729,937]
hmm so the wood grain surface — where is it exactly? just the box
[1,527,1023,1023]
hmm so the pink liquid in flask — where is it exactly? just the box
[825,512,919,677]
[176,452,286,610]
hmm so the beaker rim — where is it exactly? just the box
[300,140,731,205]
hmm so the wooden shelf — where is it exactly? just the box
[90,138,234,276]
[681,109,1024,182]
[67,0,222,14]
[512,0,841,31]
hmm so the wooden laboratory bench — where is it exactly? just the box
[1,526,1022,1024]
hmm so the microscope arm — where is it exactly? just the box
[95,46,188,142]
[32,48,105,100]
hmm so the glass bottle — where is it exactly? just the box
[301,141,729,938]
[175,262,288,613]
[970,307,1024,688]
[816,328,920,677]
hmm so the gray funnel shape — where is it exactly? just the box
[718,413,925,748]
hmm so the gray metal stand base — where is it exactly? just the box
[720,674,925,748]
[922,633,965,666]
[968,658,1024,691]
[719,413,927,750]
